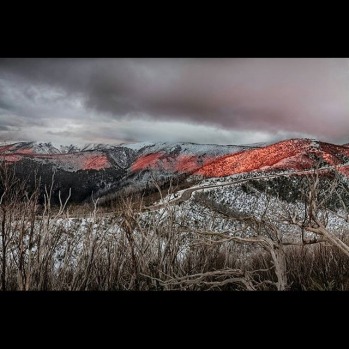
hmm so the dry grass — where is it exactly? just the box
[1,164,349,291]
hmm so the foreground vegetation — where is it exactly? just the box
[1,163,349,290]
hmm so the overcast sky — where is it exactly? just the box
[0,58,349,146]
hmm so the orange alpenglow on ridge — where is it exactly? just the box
[82,154,110,170]
[3,139,349,176]
[129,140,349,178]
[195,139,349,177]
[16,148,34,154]
[175,155,203,172]
[195,139,315,177]
[319,142,349,176]
[130,140,318,177]
[0,147,112,171]
[131,152,165,172]
[131,152,218,173]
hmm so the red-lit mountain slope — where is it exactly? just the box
[2,139,349,178]
[194,139,349,177]
[0,147,111,171]
[0,142,137,203]
[2,139,349,205]
[0,142,114,171]
[130,142,251,174]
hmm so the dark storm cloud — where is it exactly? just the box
[0,125,13,131]
[0,58,349,145]
[47,130,74,137]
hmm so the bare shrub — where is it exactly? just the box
[1,160,349,290]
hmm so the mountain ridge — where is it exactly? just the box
[1,138,349,204]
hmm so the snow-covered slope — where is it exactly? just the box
[0,141,61,154]
[2,138,349,204]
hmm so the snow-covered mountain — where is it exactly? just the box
[0,141,61,154]
[1,138,349,204]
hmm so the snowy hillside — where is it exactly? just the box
[2,138,349,204]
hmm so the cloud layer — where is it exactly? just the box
[0,58,348,145]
